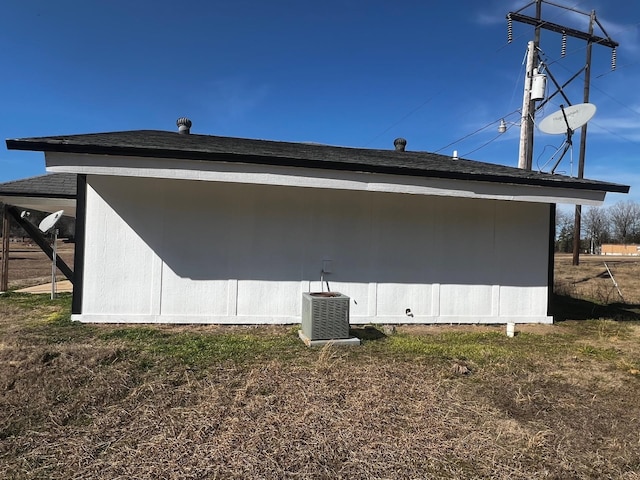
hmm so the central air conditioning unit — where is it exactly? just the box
[301,292,350,341]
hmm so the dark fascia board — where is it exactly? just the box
[6,130,630,194]
[0,192,76,199]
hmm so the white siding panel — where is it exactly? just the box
[82,179,156,315]
[79,175,553,324]
[376,283,433,317]
[495,202,550,317]
[439,284,493,316]
[499,286,548,317]
[161,274,229,316]
[237,280,302,317]
[326,282,370,318]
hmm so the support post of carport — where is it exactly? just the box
[1,204,9,291]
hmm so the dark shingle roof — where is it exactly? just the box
[6,130,629,193]
[0,173,77,198]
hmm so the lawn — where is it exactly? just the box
[1,290,640,479]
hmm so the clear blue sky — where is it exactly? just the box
[1,0,639,206]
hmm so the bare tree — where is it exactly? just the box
[582,206,609,253]
[555,209,574,252]
[608,200,640,244]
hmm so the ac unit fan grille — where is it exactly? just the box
[301,292,350,340]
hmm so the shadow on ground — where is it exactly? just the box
[349,325,387,341]
[551,294,640,322]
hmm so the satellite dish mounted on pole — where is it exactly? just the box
[538,103,597,174]
[38,210,64,299]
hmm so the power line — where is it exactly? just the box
[547,50,640,127]
[433,110,520,154]
[540,17,640,74]
[461,132,506,157]
[365,2,591,148]
[588,119,640,145]
[366,0,626,159]
[429,3,599,155]
[596,60,640,78]
[363,96,440,147]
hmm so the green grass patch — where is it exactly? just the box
[379,329,604,368]
[577,345,621,361]
[0,292,96,343]
[3,291,639,373]
[0,291,72,311]
[384,332,512,364]
[568,318,634,339]
[101,328,307,366]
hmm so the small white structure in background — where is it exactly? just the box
[38,209,64,299]
[506,322,516,338]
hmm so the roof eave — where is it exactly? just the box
[6,137,629,195]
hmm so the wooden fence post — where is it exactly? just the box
[1,204,10,291]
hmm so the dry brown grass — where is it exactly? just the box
[2,242,74,290]
[1,252,640,478]
[1,295,640,479]
[555,253,640,305]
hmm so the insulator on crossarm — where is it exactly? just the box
[561,32,567,57]
[507,15,513,43]
[611,48,617,70]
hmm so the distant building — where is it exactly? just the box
[601,244,640,256]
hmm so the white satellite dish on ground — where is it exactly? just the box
[538,103,597,135]
[38,210,64,233]
[38,210,64,299]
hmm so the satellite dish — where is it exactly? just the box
[38,210,64,233]
[37,210,65,300]
[538,103,596,135]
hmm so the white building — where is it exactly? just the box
[5,124,628,324]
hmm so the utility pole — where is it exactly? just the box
[518,40,536,170]
[517,0,542,170]
[571,11,595,266]
[507,1,618,265]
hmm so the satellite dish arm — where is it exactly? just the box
[550,138,573,174]
[547,105,574,174]
[560,105,574,137]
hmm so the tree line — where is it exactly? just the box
[556,200,640,253]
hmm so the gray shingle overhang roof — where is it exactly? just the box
[0,173,76,198]
[6,130,629,194]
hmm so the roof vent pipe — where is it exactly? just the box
[177,117,192,134]
[393,138,407,152]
